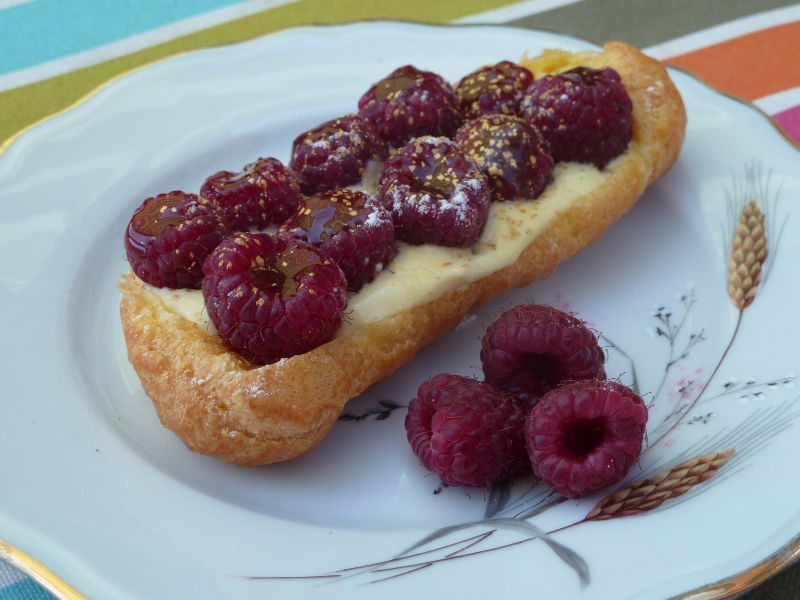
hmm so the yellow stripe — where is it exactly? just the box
[0,0,518,149]
[0,540,86,600]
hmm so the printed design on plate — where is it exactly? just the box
[338,400,406,422]
[248,162,796,587]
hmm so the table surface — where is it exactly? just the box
[1,1,798,598]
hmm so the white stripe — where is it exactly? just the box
[453,0,582,24]
[754,85,800,115]
[643,5,800,60]
[0,0,34,9]
[0,0,297,92]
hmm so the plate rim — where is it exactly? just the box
[2,18,799,600]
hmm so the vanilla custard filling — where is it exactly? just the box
[146,160,610,335]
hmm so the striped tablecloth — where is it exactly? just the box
[1,1,797,598]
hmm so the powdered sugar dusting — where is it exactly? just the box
[363,208,384,228]
[464,177,483,191]
[311,139,331,150]
[418,135,447,145]
[439,187,470,222]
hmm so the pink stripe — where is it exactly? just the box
[772,105,800,143]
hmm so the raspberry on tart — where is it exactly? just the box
[290,114,388,195]
[201,233,347,365]
[406,373,529,487]
[454,114,554,201]
[521,66,633,168]
[455,61,534,119]
[526,380,647,498]
[376,136,491,248]
[125,191,225,289]
[357,65,461,148]
[200,157,302,230]
[481,304,606,402]
[279,189,396,292]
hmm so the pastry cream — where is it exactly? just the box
[146,160,610,335]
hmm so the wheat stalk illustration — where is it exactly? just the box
[647,192,772,450]
[727,200,767,310]
[586,448,735,521]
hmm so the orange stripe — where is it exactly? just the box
[667,20,800,101]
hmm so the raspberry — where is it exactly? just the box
[526,380,647,498]
[454,114,553,201]
[455,61,534,119]
[405,374,529,487]
[480,305,606,402]
[358,65,461,148]
[521,67,633,168]
[279,189,396,292]
[376,136,490,247]
[125,191,224,289]
[200,157,301,230]
[201,233,347,365]
[290,114,387,195]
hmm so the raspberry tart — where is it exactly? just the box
[119,42,685,465]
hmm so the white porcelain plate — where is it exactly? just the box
[1,21,799,600]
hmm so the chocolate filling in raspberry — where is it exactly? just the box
[127,192,188,249]
[562,417,607,457]
[250,261,286,293]
[210,168,250,188]
[200,157,301,230]
[519,353,567,393]
[260,244,321,297]
[293,193,371,245]
[455,114,553,201]
[290,115,386,195]
[373,72,420,101]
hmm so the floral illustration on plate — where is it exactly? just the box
[250,161,796,587]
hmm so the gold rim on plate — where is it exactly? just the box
[1,19,797,600]
[0,539,85,599]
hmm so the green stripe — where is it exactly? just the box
[507,0,798,49]
[0,0,518,149]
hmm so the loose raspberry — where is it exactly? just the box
[376,136,490,247]
[481,305,606,402]
[455,61,534,119]
[358,65,461,148]
[454,114,553,201]
[201,233,347,365]
[521,67,633,168]
[125,191,224,289]
[200,157,301,230]
[279,189,396,291]
[526,380,647,498]
[290,114,387,195]
[406,374,529,487]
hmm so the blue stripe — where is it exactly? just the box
[0,578,57,600]
[0,0,254,74]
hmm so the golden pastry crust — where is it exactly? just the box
[119,41,686,466]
